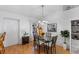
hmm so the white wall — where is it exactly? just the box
[64,7,79,53]
[24,6,79,53]
[29,8,71,48]
[30,11,70,47]
[0,11,30,47]
[45,7,79,50]
[44,11,66,46]
[38,10,71,50]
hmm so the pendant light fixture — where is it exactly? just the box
[38,5,48,24]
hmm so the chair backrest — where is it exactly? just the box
[0,32,6,48]
[0,32,6,41]
[46,32,51,37]
[2,32,6,41]
[46,32,51,40]
[52,36,57,45]
[34,34,39,43]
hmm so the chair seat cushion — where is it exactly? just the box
[44,42,52,47]
[36,40,45,45]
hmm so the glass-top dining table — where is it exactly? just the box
[38,36,53,54]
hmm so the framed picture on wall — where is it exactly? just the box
[47,23,57,32]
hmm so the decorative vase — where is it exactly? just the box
[63,43,67,50]
[63,37,67,49]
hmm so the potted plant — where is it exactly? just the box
[60,30,70,49]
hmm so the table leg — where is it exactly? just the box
[50,46,52,54]
[38,45,40,54]
[46,43,49,54]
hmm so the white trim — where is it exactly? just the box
[3,17,20,44]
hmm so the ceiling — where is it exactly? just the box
[0,5,63,18]
[0,5,78,22]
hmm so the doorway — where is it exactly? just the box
[2,17,20,47]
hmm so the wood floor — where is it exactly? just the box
[4,42,70,54]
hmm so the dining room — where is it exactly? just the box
[0,5,71,54]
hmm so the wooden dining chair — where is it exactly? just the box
[44,32,51,53]
[44,36,57,54]
[0,32,6,54]
[33,35,40,53]
[51,36,57,54]
[34,35,45,53]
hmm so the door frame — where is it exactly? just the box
[3,17,20,44]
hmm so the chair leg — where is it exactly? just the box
[45,45,47,54]
[0,48,5,54]
[46,46,49,54]
[53,47,55,54]
[33,44,35,49]
[44,45,46,53]
[0,50,1,54]
[52,45,56,54]
[51,46,52,54]
[37,45,40,54]
[3,48,5,54]
[45,46,48,54]
[55,46,56,54]
[33,41,36,49]
[1,48,5,54]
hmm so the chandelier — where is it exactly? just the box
[38,5,48,24]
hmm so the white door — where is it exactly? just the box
[2,18,19,47]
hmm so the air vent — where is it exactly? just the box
[63,5,79,11]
